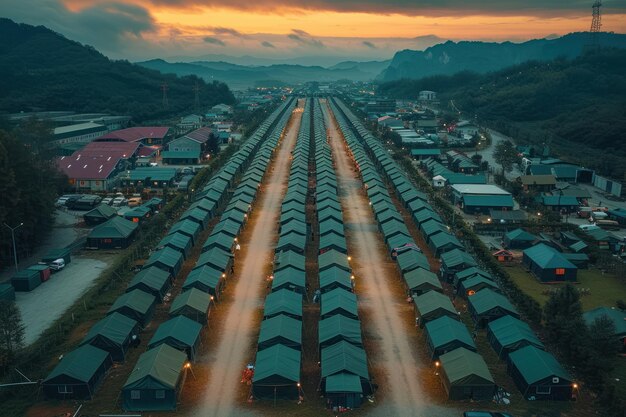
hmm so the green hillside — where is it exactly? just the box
[378,48,626,177]
[0,19,235,121]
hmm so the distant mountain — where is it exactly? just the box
[378,48,626,177]
[137,59,388,89]
[164,54,388,68]
[378,32,626,81]
[0,19,234,121]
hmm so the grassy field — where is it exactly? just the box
[506,265,626,311]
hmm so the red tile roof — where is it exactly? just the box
[97,127,169,142]
[137,145,161,157]
[57,142,140,180]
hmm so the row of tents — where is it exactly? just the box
[313,98,372,409]
[331,97,575,402]
[251,99,311,401]
[41,98,297,409]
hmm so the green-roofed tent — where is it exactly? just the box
[108,289,157,327]
[396,250,430,274]
[87,216,138,249]
[319,249,350,273]
[168,219,201,245]
[403,268,442,296]
[84,204,118,225]
[487,315,544,359]
[127,266,172,302]
[202,231,235,253]
[252,344,301,400]
[439,347,495,401]
[258,314,302,351]
[276,232,306,254]
[190,198,218,218]
[503,228,538,249]
[272,266,306,296]
[321,289,358,320]
[169,288,210,324]
[41,247,72,265]
[460,276,499,297]
[280,219,307,236]
[425,316,476,359]
[413,291,458,327]
[122,344,187,411]
[319,315,363,352]
[263,289,303,320]
[148,316,203,361]
[211,218,242,238]
[180,207,210,230]
[429,232,464,257]
[507,345,573,401]
[197,247,233,273]
[441,249,477,281]
[11,268,41,292]
[321,341,372,400]
[274,250,305,273]
[319,232,347,255]
[123,206,152,223]
[156,232,192,259]
[80,312,139,362]
[319,219,344,237]
[144,247,183,277]
[522,243,577,282]
[182,265,225,300]
[453,267,493,288]
[319,266,353,293]
[43,344,112,399]
[468,288,519,328]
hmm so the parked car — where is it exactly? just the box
[101,197,114,205]
[127,197,143,207]
[112,197,128,207]
[463,412,513,417]
[48,258,66,272]
[579,224,599,231]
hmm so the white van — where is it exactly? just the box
[49,258,65,272]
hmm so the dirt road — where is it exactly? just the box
[323,102,457,417]
[191,102,304,417]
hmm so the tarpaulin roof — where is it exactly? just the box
[144,247,183,272]
[89,216,138,239]
[326,373,363,393]
[321,341,369,380]
[84,204,117,220]
[148,316,202,350]
[109,289,155,316]
[183,265,224,291]
[44,344,110,384]
[414,291,457,318]
[319,266,352,291]
[396,251,430,273]
[505,228,538,242]
[583,307,626,338]
[123,344,186,390]
[252,344,301,384]
[258,315,302,348]
[508,345,572,385]
[439,347,494,386]
[425,316,476,351]
[197,247,232,271]
[264,289,302,319]
[523,243,577,270]
[441,249,477,269]
[157,232,192,254]
[319,233,347,253]
[276,232,306,252]
[319,315,362,347]
[404,268,442,292]
[487,315,544,352]
[319,249,350,272]
[321,289,358,319]
[272,266,306,291]
[129,266,171,292]
[168,219,201,239]
[274,251,305,272]
[468,288,519,316]
[170,288,210,318]
[211,218,242,238]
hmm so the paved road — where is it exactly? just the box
[324,102,457,417]
[191,102,303,417]
[481,128,522,182]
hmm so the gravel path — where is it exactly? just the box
[324,102,458,417]
[191,102,303,417]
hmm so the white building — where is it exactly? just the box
[419,90,437,101]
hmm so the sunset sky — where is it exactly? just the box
[1,0,625,62]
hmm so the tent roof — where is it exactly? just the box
[45,344,110,383]
[109,289,155,315]
[583,307,626,337]
[461,276,499,292]
[258,315,302,346]
[169,219,201,237]
[326,372,363,393]
[505,228,538,242]
[170,288,210,316]
[414,291,456,317]
[184,265,223,289]
[469,288,519,316]
[523,244,577,270]
[149,315,202,348]
[425,316,475,350]
[319,266,352,289]
[404,268,442,292]
[264,289,302,318]
[440,347,494,385]
[252,344,301,383]
[441,249,476,269]
[197,247,232,271]
[274,250,305,272]
[321,289,358,317]
[321,340,369,379]
[319,233,347,252]
[145,247,182,270]
[508,345,572,384]
[487,315,544,349]
[123,344,186,390]
[129,266,171,292]
[84,204,117,219]
[89,216,138,239]
[273,266,305,289]
[397,250,430,272]
[319,315,362,346]
[157,232,191,252]
[82,312,138,346]
[319,249,350,271]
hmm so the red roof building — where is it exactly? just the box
[96,127,170,145]
[58,142,140,191]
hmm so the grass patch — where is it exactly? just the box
[507,265,626,311]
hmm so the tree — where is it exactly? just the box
[0,301,25,370]
[543,284,587,360]
[493,140,519,175]
[588,315,619,359]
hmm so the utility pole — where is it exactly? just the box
[161,82,169,109]
[4,222,23,272]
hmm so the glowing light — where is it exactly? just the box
[184,362,192,369]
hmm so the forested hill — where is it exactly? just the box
[0,19,235,121]
[378,48,626,177]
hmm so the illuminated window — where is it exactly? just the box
[555,268,565,276]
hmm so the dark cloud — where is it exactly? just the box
[261,41,276,48]
[203,36,226,46]
[143,0,626,17]
[362,41,377,49]
[288,30,325,48]
[211,26,248,38]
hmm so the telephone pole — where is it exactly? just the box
[161,82,169,109]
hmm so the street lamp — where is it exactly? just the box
[4,222,23,272]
